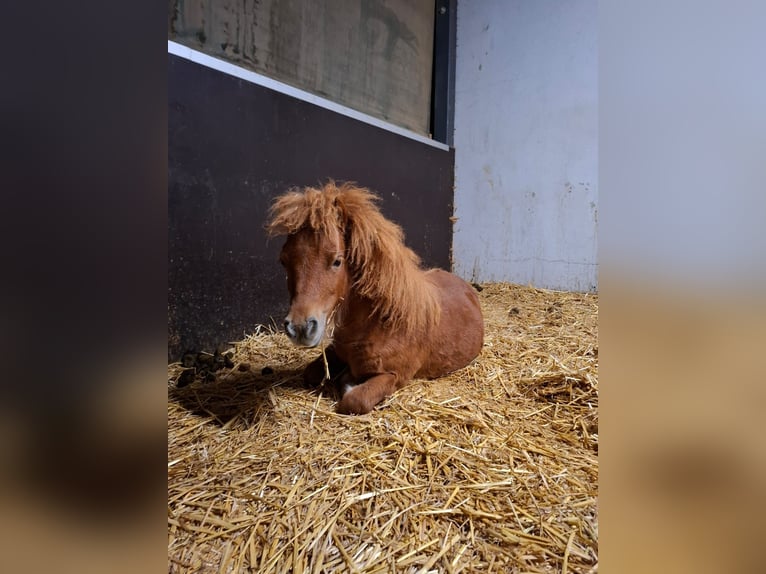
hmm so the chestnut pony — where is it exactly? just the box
[268,182,484,414]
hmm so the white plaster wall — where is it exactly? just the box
[453,0,597,291]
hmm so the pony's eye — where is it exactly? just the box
[332,258,342,268]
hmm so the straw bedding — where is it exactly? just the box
[168,283,598,573]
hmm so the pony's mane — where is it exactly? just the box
[267,182,440,334]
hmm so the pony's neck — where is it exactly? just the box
[335,276,437,338]
[342,233,440,336]
[332,290,373,333]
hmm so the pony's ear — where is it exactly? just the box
[266,189,305,237]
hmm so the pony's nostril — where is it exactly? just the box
[284,319,297,338]
[305,317,318,337]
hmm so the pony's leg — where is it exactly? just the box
[303,347,345,387]
[337,373,397,415]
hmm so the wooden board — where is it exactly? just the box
[169,0,435,135]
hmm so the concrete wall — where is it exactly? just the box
[453,0,597,291]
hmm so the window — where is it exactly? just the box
[169,0,438,138]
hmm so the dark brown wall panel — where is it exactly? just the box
[168,54,454,360]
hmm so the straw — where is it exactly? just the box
[168,282,598,573]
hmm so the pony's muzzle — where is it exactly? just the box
[283,316,322,347]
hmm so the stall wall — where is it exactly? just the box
[452,0,598,291]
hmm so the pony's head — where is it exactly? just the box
[273,220,349,347]
[267,182,438,347]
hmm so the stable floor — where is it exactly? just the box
[168,283,598,573]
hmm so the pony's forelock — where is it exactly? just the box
[267,186,337,237]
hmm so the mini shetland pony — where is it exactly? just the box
[268,182,484,414]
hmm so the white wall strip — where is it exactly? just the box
[168,40,449,152]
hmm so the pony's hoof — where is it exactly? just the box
[303,359,326,387]
[337,389,374,415]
